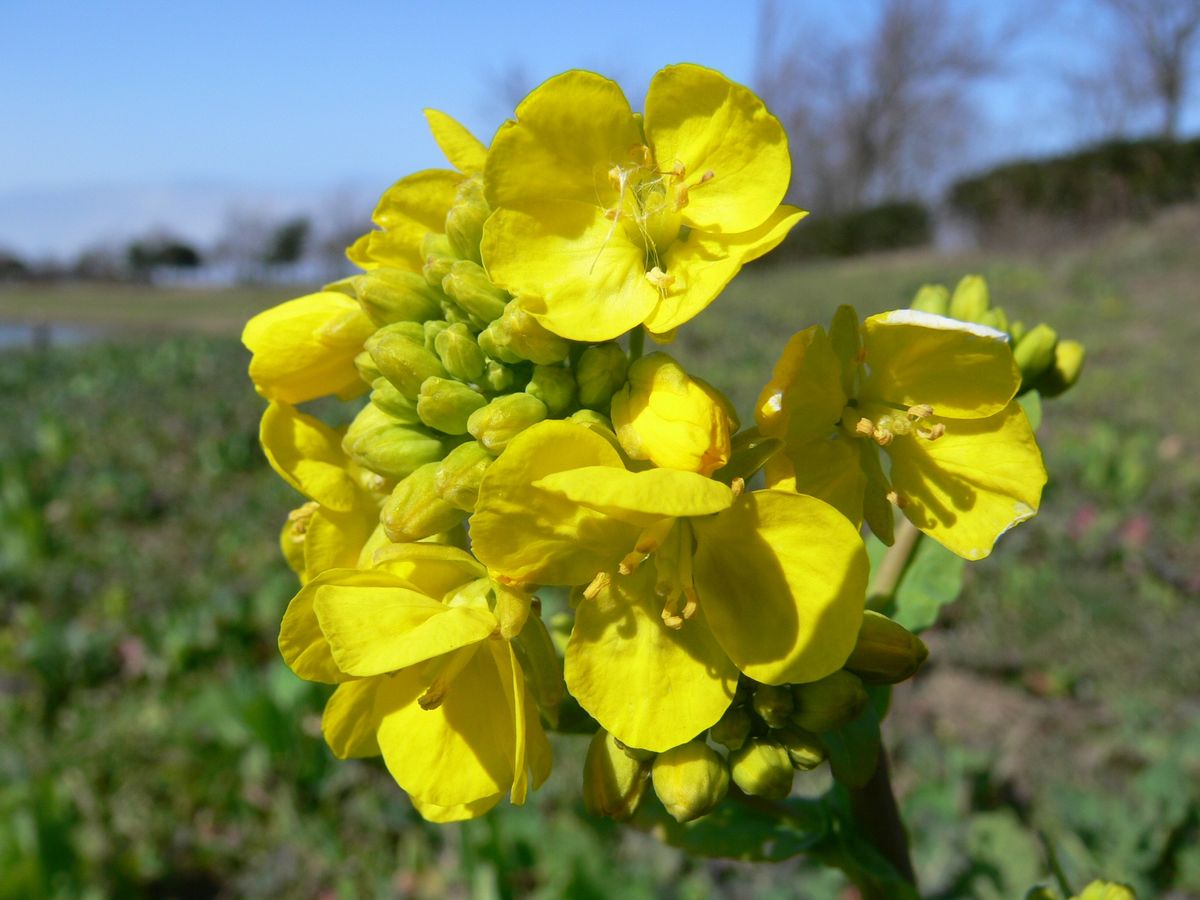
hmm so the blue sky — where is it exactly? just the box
[1,0,1195,257]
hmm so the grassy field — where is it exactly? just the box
[2,206,1198,898]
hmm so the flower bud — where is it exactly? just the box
[434,441,493,511]
[351,268,444,326]
[709,705,753,752]
[444,178,489,265]
[367,328,448,398]
[1033,338,1085,398]
[583,730,651,821]
[422,232,456,288]
[773,727,828,771]
[567,409,624,454]
[791,670,869,733]
[342,403,445,481]
[442,260,508,327]
[434,322,486,382]
[477,323,524,364]
[948,274,990,323]
[467,393,548,454]
[370,377,421,423]
[1076,881,1136,900]
[381,462,468,543]
[752,683,795,729]
[576,343,629,410]
[417,376,487,435]
[611,352,734,475]
[480,359,516,393]
[730,739,794,800]
[1009,320,1027,344]
[980,305,1009,333]
[651,742,729,823]
[910,284,949,316]
[844,611,929,685]
[280,502,317,577]
[488,302,570,365]
[422,319,450,352]
[512,613,564,725]
[1014,323,1059,383]
[525,365,576,416]
[354,350,381,384]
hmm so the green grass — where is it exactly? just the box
[2,206,1199,898]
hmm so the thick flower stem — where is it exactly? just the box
[847,747,917,897]
[628,325,645,362]
[867,517,921,607]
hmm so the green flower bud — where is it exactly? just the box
[442,260,508,327]
[480,358,516,394]
[434,322,486,382]
[773,727,827,771]
[422,232,456,288]
[583,730,651,822]
[416,376,488,435]
[752,683,795,729]
[1076,880,1137,900]
[467,393,548,454]
[1009,320,1027,343]
[354,350,381,384]
[709,705,753,752]
[477,323,524,364]
[577,343,629,410]
[525,365,576,416]
[567,409,623,453]
[910,284,949,316]
[791,670,869,733]
[948,274,990,322]
[370,377,421,424]
[444,178,489,265]
[651,742,729,823]
[351,268,444,326]
[1034,338,1085,398]
[380,461,468,543]
[1014,323,1058,382]
[844,611,929,685]
[423,319,450,352]
[491,302,570,365]
[367,329,448,398]
[980,305,1009,333]
[511,613,564,725]
[342,404,445,481]
[730,739,794,800]
[434,441,493,511]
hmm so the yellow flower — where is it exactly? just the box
[610,352,737,475]
[278,543,552,820]
[242,291,375,404]
[259,401,387,581]
[757,306,1047,559]
[481,64,805,342]
[470,421,867,752]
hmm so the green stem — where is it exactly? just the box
[848,748,917,897]
[628,325,645,362]
[868,517,921,609]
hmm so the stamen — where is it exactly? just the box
[907,404,934,419]
[582,570,611,601]
[873,428,894,447]
[730,476,745,497]
[418,683,446,710]
[919,423,946,441]
[645,266,675,294]
[698,169,715,184]
[673,183,689,210]
[886,490,909,509]
[855,417,876,437]
[854,348,867,363]
[670,160,686,180]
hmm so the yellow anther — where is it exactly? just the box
[920,422,946,441]
[629,144,653,168]
[855,417,876,437]
[673,182,690,210]
[730,476,745,497]
[873,428,894,447]
[608,165,626,191]
[583,570,611,601]
[645,266,675,293]
[889,416,913,436]
[604,207,620,221]
[618,552,643,576]
[671,160,686,180]
[698,169,715,184]
[907,404,934,419]
[886,490,909,509]
[418,682,447,710]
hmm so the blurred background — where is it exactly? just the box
[1,0,1198,897]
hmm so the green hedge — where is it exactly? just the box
[949,138,1200,235]
[764,201,932,263]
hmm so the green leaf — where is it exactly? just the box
[822,690,883,789]
[632,791,828,862]
[890,536,966,633]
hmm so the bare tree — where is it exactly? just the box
[1099,0,1200,139]
[755,0,1009,213]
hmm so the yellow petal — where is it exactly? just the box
[470,421,639,585]
[375,647,518,808]
[645,205,806,335]
[645,64,791,234]
[692,491,868,685]
[534,466,733,527]
[424,109,487,175]
[243,292,373,403]
[370,543,486,596]
[887,401,1046,560]
[313,584,494,678]
[409,793,502,822]
[302,505,378,581]
[484,70,641,209]
[778,436,867,526]
[259,402,358,511]
[565,565,737,753]
[755,324,847,442]
[322,678,382,759]
[861,310,1020,418]
[482,203,658,342]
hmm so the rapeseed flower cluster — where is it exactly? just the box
[243,64,1058,823]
